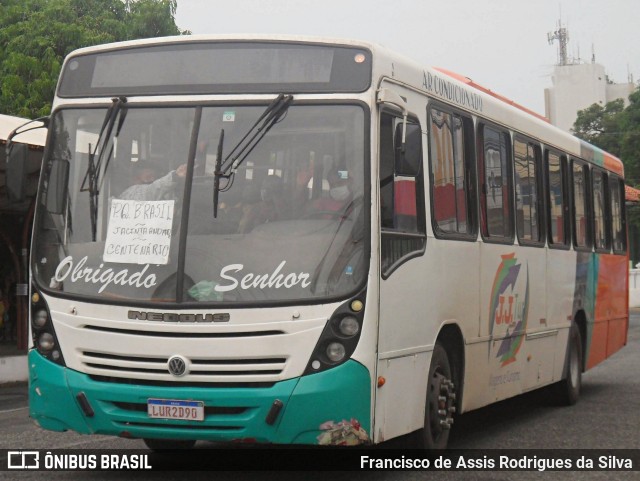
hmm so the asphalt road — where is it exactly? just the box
[1,313,638,480]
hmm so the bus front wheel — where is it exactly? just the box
[412,343,456,449]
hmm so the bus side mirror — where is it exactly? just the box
[394,122,422,177]
[5,143,27,202]
[46,159,70,214]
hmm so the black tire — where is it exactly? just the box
[552,322,582,405]
[143,438,196,451]
[410,342,456,449]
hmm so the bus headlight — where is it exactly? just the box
[31,286,66,366]
[326,342,346,362]
[304,292,366,375]
[33,309,48,328]
[338,316,360,336]
[38,333,55,351]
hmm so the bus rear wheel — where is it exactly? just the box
[552,322,582,405]
[143,438,196,451]
[412,343,456,449]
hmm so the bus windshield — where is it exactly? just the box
[33,103,368,305]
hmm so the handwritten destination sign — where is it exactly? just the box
[103,199,174,265]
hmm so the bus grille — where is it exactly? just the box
[88,375,276,388]
[80,351,287,383]
[83,325,285,338]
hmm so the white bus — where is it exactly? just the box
[19,35,628,450]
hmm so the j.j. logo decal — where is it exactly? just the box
[488,253,530,367]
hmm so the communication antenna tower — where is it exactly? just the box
[547,20,569,66]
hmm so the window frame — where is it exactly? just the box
[477,121,514,244]
[609,174,627,255]
[426,101,477,242]
[570,158,593,252]
[379,108,427,279]
[512,135,545,247]
[591,166,612,254]
[544,148,571,250]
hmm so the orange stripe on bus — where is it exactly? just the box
[588,254,628,368]
[604,153,624,176]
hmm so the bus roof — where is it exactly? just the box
[64,33,378,57]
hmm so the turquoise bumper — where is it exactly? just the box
[28,351,371,445]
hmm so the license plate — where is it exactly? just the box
[147,398,205,421]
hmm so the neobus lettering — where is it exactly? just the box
[128,311,230,322]
[54,255,157,293]
[215,261,311,292]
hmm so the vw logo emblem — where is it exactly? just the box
[167,355,188,377]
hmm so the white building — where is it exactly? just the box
[544,62,635,133]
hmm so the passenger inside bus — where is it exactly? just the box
[119,161,187,201]
[237,174,286,233]
[307,168,353,216]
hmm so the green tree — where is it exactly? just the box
[572,98,625,157]
[573,91,640,185]
[618,90,640,185]
[0,0,189,118]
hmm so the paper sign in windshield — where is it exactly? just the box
[104,199,174,265]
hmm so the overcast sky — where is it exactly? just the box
[174,0,639,116]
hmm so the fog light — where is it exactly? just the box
[38,333,55,351]
[326,342,346,362]
[33,309,48,328]
[350,300,363,312]
[338,316,360,336]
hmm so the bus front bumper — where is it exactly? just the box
[28,350,371,445]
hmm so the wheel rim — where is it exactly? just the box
[428,368,455,441]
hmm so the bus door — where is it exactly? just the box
[374,95,428,441]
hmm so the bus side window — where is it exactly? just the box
[428,105,475,238]
[546,150,570,248]
[478,123,513,242]
[571,160,592,250]
[514,138,544,244]
[610,176,627,254]
[379,111,426,278]
[592,168,611,252]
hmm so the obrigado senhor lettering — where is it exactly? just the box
[422,71,483,112]
[53,257,310,295]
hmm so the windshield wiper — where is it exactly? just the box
[80,96,127,240]
[213,129,225,218]
[213,94,293,217]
